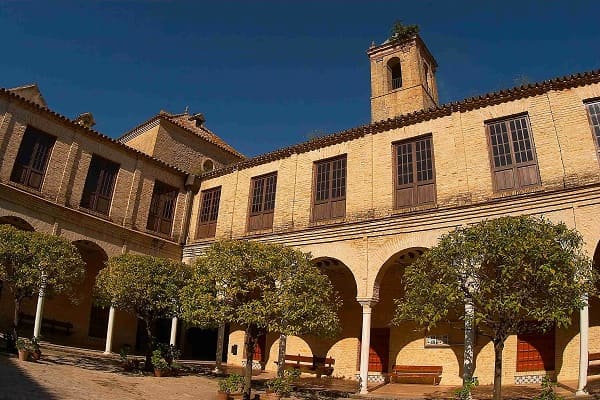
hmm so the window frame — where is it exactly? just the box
[10,126,56,191]
[80,155,120,215]
[196,186,221,239]
[585,99,600,163]
[485,113,541,192]
[311,155,347,222]
[392,134,436,209]
[247,172,278,232]
[146,180,179,236]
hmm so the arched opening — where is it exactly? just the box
[587,243,600,384]
[387,58,402,90]
[0,215,34,231]
[202,159,214,172]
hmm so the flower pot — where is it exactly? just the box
[18,349,30,361]
[262,392,282,400]
[154,368,169,377]
[216,392,229,400]
[229,393,243,400]
[31,350,41,361]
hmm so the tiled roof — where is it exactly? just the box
[0,88,188,176]
[119,112,245,160]
[202,68,600,180]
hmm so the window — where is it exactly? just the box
[80,155,119,215]
[585,100,600,159]
[196,186,221,239]
[387,58,402,90]
[486,115,540,191]
[10,126,56,190]
[146,181,178,235]
[394,135,436,208]
[248,172,277,231]
[313,156,346,221]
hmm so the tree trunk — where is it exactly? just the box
[10,297,22,352]
[144,318,154,371]
[277,333,287,378]
[243,325,256,400]
[492,336,506,400]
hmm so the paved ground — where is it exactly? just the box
[1,344,595,400]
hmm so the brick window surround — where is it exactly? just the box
[196,186,221,239]
[10,126,56,191]
[486,114,540,191]
[394,134,436,208]
[146,180,178,235]
[80,155,119,215]
[248,172,277,232]
[312,155,346,222]
[585,100,600,160]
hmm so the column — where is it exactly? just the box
[33,273,47,339]
[169,317,178,346]
[103,306,116,354]
[576,296,589,396]
[358,299,376,394]
[463,299,475,384]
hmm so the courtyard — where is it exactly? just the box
[1,343,597,400]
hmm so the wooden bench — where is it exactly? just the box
[19,313,73,335]
[282,354,335,378]
[391,365,443,385]
[588,352,600,374]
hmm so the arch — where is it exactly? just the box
[313,256,358,299]
[0,215,35,231]
[72,239,108,261]
[302,243,363,295]
[202,159,214,172]
[373,247,427,301]
[387,57,402,90]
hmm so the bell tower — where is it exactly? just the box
[368,33,439,122]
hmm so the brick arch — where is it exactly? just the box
[367,233,438,299]
[0,215,35,231]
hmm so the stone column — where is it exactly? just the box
[463,299,475,383]
[170,317,178,346]
[33,272,47,339]
[104,306,116,354]
[576,296,589,396]
[358,299,377,394]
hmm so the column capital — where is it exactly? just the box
[357,297,378,309]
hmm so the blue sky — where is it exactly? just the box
[1,1,599,157]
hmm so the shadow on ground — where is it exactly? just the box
[0,352,58,400]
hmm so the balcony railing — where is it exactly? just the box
[391,77,402,90]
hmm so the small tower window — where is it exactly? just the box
[202,159,214,172]
[388,58,402,90]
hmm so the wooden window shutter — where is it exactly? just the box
[394,135,436,209]
[10,127,56,190]
[487,115,540,191]
[80,155,120,215]
[585,101,600,161]
[248,172,277,231]
[147,181,178,235]
[196,186,221,239]
[312,156,346,222]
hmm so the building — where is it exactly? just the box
[1,32,600,393]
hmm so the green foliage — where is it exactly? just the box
[0,225,86,303]
[180,240,340,337]
[533,377,563,400]
[389,20,419,42]
[15,337,38,353]
[266,369,301,395]
[94,253,192,322]
[218,373,245,393]
[455,377,479,400]
[151,349,169,370]
[394,216,595,400]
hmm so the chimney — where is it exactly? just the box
[74,112,96,129]
[189,113,205,128]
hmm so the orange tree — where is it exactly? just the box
[180,240,340,400]
[394,216,595,400]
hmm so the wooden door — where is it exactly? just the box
[368,328,390,373]
[253,333,266,362]
[516,330,555,372]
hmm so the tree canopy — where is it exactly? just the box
[0,224,85,339]
[94,253,191,368]
[180,240,340,399]
[394,216,595,400]
[389,20,419,42]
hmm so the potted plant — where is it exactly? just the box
[264,369,300,399]
[151,349,169,377]
[29,337,42,361]
[217,373,244,400]
[15,338,30,361]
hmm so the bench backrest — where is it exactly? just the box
[393,365,443,373]
[285,354,335,366]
